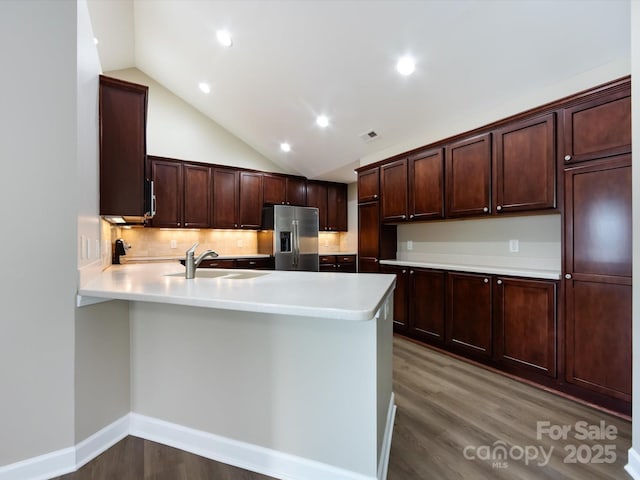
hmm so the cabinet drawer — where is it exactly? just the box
[236,257,274,270]
[319,255,337,265]
[337,255,356,264]
[198,259,236,269]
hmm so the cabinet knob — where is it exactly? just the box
[496,206,502,211]
[401,215,406,219]
[497,279,502,285]
[234,224,238,228]
[410,270,414,274]
[565,273,572,280]
[483,207,489,213]
[564,155,572,161]
[409,214,414,219]
[177,223,181,227]
[373,194,378,199]
[402,269,407,274]
[483,278,489,283]
[374,258,378,263]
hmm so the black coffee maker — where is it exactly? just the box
[113,239,130,264]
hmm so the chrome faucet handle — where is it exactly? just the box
[186,242,199,257]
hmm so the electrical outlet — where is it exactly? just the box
[509,239,519,253]
[170,239,177,249]
[95,239,100,258]
[407,240,413,251]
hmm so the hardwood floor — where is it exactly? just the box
[52,335,631,480]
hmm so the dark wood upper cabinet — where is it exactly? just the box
[562,87,631,165]
[409,148,444,220]
[99,75,149,218]
[212,167,239,229]
[150,158,182,228]
[446,272,492,359]
[306,181,328,230]
[358,167,379,203]
[357,202,380,272]
[493,277,557,378]
[493,113,556,213]
[149,157,211,228]
[307,180,347,231]
[327,182,348,231]
[238,171,263,229]
[263,174,307,206]
[564,156,631,278]
[286,176,307,206]
[446,133,492,218]
[380,159,408,222]
[182,163,211,228]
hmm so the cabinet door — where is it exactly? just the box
[446,133,491,217]
[307,181,328,230]
[563,88,631,164]
[409,148,444,220]
[446,272,492,358]
[565,279,631,401]
[327,182,347,231]
[358,201,380,272]
[357,167,379,203]
[410,268,445,343]
[380,159,408,222]
[381,265,409,333]
[150,158,182,227]
[182,164,211,228]
[493,277,557,378]
[286,176,307,206]
[238,171,263,229]
[99,75,148,217]
[212,168,239,229]
[336,255,356,273]
[263,174,286,205]
[494,113,556,213]
[565,156,631,278]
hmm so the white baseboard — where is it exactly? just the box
[0,414,129,480]
[130,412,379,480]
[0,446,75,480]
[377,392,396,480]
[626,447,640,480]
[75,414,130,469]
[1,405,396,480]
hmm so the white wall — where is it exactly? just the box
[0,0,77,465]
[104,67,286,173]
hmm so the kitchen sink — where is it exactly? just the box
[165,270,270,279]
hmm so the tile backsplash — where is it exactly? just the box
[111,227,349,260]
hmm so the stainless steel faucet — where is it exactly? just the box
[185,242,219,279]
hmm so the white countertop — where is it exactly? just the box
[78,263,396,321]
[380,259,561,280]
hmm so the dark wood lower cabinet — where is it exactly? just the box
[381,265,409,332]
[565,279,631,402]
[446,272,492,359]
[410,268,445,344]
[493,277,557,378]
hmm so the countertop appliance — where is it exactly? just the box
[259,205,319,271]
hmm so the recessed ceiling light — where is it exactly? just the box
[316,115,330,128]
[396,56,416,76]
[198,82,211,94]
[216,29,233,47]
[280,142,291,152]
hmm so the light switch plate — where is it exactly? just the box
[407,240,413,251]
[509,239,519,253]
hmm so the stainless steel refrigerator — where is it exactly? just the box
[259,205,319,271]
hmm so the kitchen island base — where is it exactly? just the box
[129,296,394,480]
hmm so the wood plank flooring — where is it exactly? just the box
[52,335,631,480]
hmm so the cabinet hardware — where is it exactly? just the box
[483,278,489,283]
[410,270,414,274]
[373,194,378,199]
[177,222,181,227]
[565,273,572,279]
[234,224,238,228]
[497,279,502,285]
[483,207,489,213]
[496,206,502,211]
[564,155,572,161]
[402,269,407,274]
[374,258,378,263]
[401,215,406,219]
[409,214,414,219]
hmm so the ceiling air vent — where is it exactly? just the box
[359,130,379,143]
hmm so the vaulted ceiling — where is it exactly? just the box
[87,0,630,183]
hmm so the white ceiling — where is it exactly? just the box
[87,0,630,183]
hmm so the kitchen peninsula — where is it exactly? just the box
[78,262,396,480]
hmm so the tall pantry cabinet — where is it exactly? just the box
[562,83,632,407]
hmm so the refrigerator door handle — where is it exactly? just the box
[293,219,300,267]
